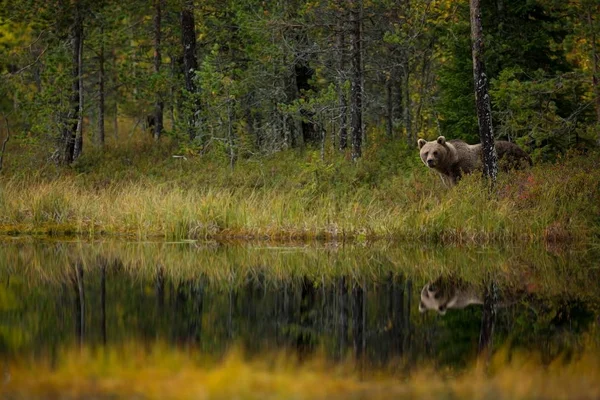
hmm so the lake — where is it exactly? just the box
[1,239,599,398]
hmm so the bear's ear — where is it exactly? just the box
[417,139,427,149]
[436,136,446,145]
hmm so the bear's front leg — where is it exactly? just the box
[439,174,453,188]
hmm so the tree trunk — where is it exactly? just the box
[100,261,106,345]
[60,3,83,164]
[0,116,10,173]
[337,15,348,150]
[337,276,348,359]
[587,8,600,145]
[352,281,364,360]
[228,98,236,169]
[112,49,119,140]
[478,280,498,365]
[72,262,85,346]
[401,53,412,145]
[73,19,84,160]
[415,39,434,135]
[470,0,497,183]
[97,27,105,147]
[156,264,165,311]
[153,0,164,141]
[295,52,318,144]
[350,0,362,161]
[386,75,393,138]
[181,0,201,140]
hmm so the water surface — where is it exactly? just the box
[2,239,598,371]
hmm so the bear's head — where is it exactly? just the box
[417,136,449,169]
[419,281,454,315]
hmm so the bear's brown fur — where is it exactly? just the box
[417,136,531,186]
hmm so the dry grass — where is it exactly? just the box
[2,338,600,400]
[0,138,598,244]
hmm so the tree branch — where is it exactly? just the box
[0,115,11,173]
[2,45,49,78]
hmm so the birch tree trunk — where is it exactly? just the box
[181,0,200,141]
[60,2,83,164]
[470,0,497,184]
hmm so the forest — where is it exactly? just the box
[1,2,600,398]
[0,0,599,241]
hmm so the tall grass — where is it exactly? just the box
[0,138,598,244]
[3,338,600,399]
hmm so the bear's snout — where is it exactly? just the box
[427,159,436,167]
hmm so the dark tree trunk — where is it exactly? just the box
[352,281,364,360]
[415,39,434,135]
[478,280,498,364]
[112,49,119,140]
[153,0,164,141]
[337,15,348,150]
[403,279,412,352]
[349,0,362,161]
[227,98,236,168]
[73,19,84,160]
[296,277,316,358]
[470,0,497,183]
[60,4,83,164]
[190,279,204,343]
[97,27,105,147]
[181,0,201,140]
[32,44,43,93]
[72,262,85,346]
[100,261,106,345]
[337,276,348,359]
[401,53,412,145]
[295,61,318,144]
[0,116,10,173]
[388,273,405,357]
[386,75,393,138]
[587,8,600,145]
[155,264,165,311]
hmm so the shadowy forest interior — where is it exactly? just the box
[1,0,600,399]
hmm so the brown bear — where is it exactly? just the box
[417,136,532,186]
[419,278,483,315]
[419,276,529,315]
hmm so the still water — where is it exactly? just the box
[1,239,598,371]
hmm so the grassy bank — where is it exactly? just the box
[3,339,600,400]
[0,137,599,243]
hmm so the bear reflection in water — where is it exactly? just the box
[419,277,484,315]
[419,277,528,315]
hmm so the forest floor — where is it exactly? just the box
[0,136,599,245]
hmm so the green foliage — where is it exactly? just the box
[436,0,583,147]
[491,67,595,160]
